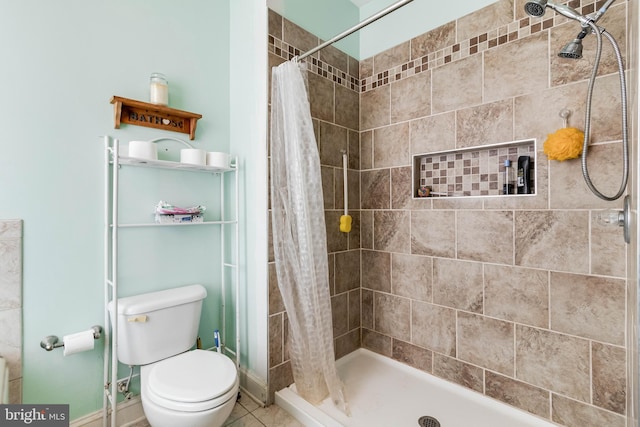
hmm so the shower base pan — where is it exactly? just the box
[275,348,554,427]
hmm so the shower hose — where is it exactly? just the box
[581,21,628,201]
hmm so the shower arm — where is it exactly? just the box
[590,0,616,22]
[546,2,592,25]
[574,0,616,33]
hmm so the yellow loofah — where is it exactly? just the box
[543,127,585,161]
[339,214,352,233]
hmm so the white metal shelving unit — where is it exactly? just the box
[101,136,240,427]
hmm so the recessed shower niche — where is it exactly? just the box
[412,139,536,199]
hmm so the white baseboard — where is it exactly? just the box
[70,396,145,427]
[239,365,267,406]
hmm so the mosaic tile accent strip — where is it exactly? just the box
[361,0,602,92]
[416,142,535,197]
[270,0,602,94]
[268,35,360,92]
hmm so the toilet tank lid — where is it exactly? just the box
[111,284,207,315]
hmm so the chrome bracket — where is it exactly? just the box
[623,195,630,244]
[594,195,630,244]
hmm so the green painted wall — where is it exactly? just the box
[0,0,238,420]
[268,0,499,60]
[230,0,270,387]
[358,0,498,59]
[267,0,360,58]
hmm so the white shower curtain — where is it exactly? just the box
[270,60,349,415]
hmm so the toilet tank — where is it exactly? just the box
[108,284,207,365]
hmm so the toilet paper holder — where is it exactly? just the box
[40,325,102,351]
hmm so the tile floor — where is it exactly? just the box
[130,394,304,427]
[223,395,304,427]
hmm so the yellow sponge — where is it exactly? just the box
[339,215,352,233]
[543,127,584,161]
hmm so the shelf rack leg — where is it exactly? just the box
[102,135,110,427]
[102,136,120,427]
[234,158,240,372]
[110,139,119,427]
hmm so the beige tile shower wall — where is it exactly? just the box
[359,0,628,426]
[267,10,361,402]
[0,219,22,404]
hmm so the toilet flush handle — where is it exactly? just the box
[127,315,148,323]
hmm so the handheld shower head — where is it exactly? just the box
[558,38,584,59]
[548,2,589,23]
[524,0,547,17]
[524,0,590,25]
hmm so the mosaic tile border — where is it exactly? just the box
[269,0,603,94]
[415,141,536,198]
[268,35,360,92]
[360,0,601,92]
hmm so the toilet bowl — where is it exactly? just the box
[109,285,239,427]
[141,349,239,427]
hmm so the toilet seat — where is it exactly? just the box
[144,350,238,412]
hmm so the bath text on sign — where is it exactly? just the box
[128,111,184,129]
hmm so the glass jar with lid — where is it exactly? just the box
[149,72,169,106]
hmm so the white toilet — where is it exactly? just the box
[109,284,239,427]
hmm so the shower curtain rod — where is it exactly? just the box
[297,0,415,61]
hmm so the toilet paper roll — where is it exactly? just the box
[63,330,95,356]
[206,152,230,168]
[129,140,158,160]
[180,148,206,165]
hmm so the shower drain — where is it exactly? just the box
[418,415,441,427]
[418,415,440,427]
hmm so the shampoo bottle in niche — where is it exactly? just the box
[502,159,515,195]
[517,156,531,194]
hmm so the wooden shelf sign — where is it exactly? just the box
[110,96,202,140]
